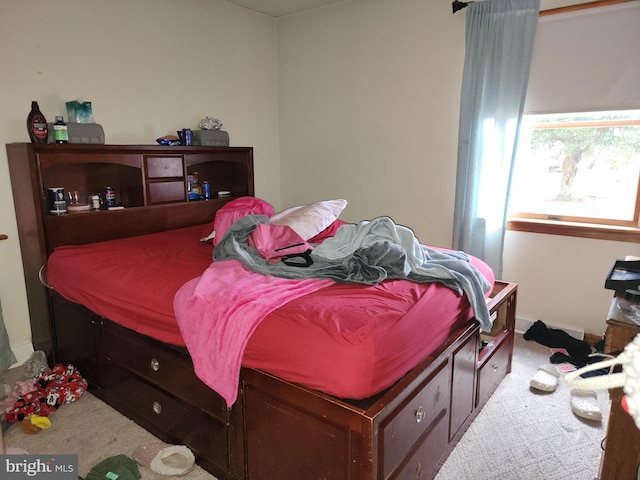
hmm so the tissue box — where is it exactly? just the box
[66,101,95,124]
[192,129,229,146]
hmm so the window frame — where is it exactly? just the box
[506,0,640,243]
[509,115,640,230]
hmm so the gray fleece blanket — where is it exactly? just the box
[214,215,493,331]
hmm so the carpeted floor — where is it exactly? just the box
[1,333,610,480]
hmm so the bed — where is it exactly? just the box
[7,143,517,480]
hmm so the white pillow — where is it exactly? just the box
[270,199,347,240]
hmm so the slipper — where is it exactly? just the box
[530,365,560,392]
[132,442,195,476]
[570,389,602,421]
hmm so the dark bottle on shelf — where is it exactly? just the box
[27,101,48,143]
[53,116,69,144]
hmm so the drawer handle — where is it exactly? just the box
[415,461,422,478]
[150,358,160,371]
[152,401,162,415]
[415,406,425,423]
[492,362,499,372]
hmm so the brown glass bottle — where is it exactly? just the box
[27,101,48,143]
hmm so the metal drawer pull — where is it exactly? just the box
[152,401,162,415]
[150,358,160,371]
[492,362,499,372]
[415,406,425,423]
[415,461,422,477]
[38,264,54,290]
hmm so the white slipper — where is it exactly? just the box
[570,389,602,421]
[530,365,560,392]
[132,442,195,476]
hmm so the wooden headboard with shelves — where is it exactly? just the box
[6,142,254,355]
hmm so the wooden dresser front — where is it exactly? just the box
[600,300,640,480]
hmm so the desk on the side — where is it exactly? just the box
[600,298,640,480]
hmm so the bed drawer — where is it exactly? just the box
[388,409,449,480]
[477,334,512,406]
[380,358,451,478]
[101,322,228,421]
[99,363,229,471]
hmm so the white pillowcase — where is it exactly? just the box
[270,199,347,240]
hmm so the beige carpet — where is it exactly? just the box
[0,370,215,480]
[1,334,610,480]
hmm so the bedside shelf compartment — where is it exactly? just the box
[41,162,145,209]
[187,155,253,198]
[476,281,517,406]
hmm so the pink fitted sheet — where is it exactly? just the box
[47,225,495,399]
[48,225,213,345]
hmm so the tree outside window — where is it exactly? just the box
[508,111,640,227]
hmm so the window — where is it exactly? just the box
[508,1,640,241]
[508,110,640,229]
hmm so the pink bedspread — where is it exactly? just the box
[174,260,333,406]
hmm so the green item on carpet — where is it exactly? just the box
[84,454,141,480]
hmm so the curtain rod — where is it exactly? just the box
[452,0,473,13]
[454,0,633,15]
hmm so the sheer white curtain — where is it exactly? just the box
[452,0,540,279]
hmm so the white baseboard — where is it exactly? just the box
[8,341,35,368]
[515,316,585,341]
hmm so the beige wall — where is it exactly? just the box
[503,232,640,337]
[277,0,466,249]
[0,0,280,362]
[276,0,636,338]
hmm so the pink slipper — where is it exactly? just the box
[132,442,195,476]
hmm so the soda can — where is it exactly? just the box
[202,181,211,200]
[182,128,192,146]
[104,187,116,208]
[48,187,67,214]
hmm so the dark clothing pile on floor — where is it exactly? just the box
[524,320,610,377]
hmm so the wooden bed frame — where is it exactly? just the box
[8,143,517,480]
